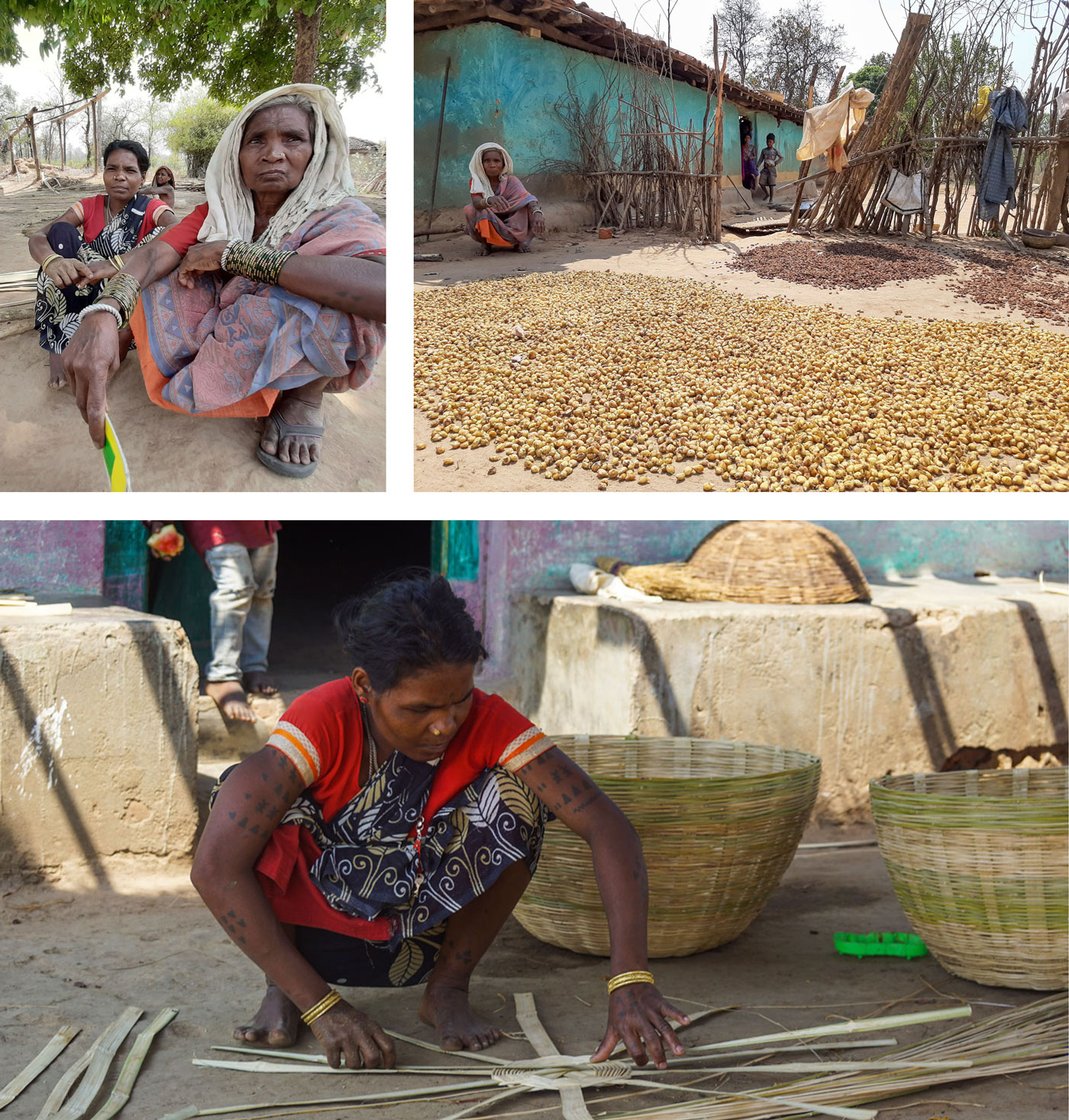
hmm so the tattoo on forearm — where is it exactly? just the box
[217,907,248,945]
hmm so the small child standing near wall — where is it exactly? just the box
[756,133,783,204]
[184,521,281,722]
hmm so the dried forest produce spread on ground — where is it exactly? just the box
[414,271,1069,492]
[728,238,1069,325]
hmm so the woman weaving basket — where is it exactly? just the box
[62,84,385,479]
[192,573,688,1069]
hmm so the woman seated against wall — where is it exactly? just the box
[28,139,179,390]
[62,84,386,479]
[463,142,544,254]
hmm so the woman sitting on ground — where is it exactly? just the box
[62,84,386,479]
[145,165,177,208]
[464,142,544,255]
[191,573,687,1069]
[28,138,178,390]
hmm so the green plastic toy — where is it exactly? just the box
[834,931,929,959]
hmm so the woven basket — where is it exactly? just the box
[601,521,871,604]
[871,768,1068,990]
[513,737,821,957]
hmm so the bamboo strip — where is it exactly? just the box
[192,1059,494,1076]
[515,992,592,1120]
[51,1007,142,1120]
[624,1079,877,1120]
[687,1006,972,1053]
[38,1008,142,1120]
[158,1080,498,1119]
[0,1027,80,1111]
[87,1008,178,1120]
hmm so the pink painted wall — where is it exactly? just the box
[0,521,105,597]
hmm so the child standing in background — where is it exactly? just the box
[756,133,783,203]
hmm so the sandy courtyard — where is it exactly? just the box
[413,224,1069,493]
[0,174,385,493]
[2,838,1065,1120]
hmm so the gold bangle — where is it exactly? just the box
[607,970,655,994]
[40,252,61,271]
[301,989,342,1026]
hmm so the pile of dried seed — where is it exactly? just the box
[414,271,1069,491]
[948,247,1069,325]
[727,239,955,289]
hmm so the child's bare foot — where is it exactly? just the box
[48,353,68,391]
[235,983,301,1047]
[205,680,256,722]
[244,672,278,697]
[418,983,502,1051]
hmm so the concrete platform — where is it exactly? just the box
[510,577,1068,822]
[0,606,199,880]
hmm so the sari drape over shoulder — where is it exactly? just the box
[132,196,385,418]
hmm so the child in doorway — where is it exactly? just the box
[756,132,783,203]
[184,521,281,723]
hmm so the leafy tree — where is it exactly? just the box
[3,0,384,102]
[847,52,891,114]
[706,0,767,87]
[166,97,239,177]
[752,0,849,106]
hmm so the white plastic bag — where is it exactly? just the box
[882,169,924,215]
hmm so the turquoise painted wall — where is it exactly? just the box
[415,21,803,209]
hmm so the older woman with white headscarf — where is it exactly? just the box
[463,141,544,254]
[62,84,385,478]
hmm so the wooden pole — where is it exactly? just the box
[1041,77,1069,230]
[26,109,41,181]
[788,64,845,231]
[712,18,725,243]
[832,13,932,229]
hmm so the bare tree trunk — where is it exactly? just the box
[294,3,323,84]
[92,96,100,176]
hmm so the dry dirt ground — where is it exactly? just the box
[0,172,385,492]
[412,219,1069,494]
[1,826,1065,1119]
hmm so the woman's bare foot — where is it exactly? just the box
[418,983,502,1052]
[205,680,256,723]
[259,387,326,467]
[244,672,278,697]
[48,353,68,391]
[235,983,301,1047]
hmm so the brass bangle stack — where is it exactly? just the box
[98,271,142,330]
[606,969,655,995]
[301,989,342,1026]
[40,252,62,274]
[221,239,296,286]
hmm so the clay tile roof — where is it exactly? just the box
[414,0,805,123]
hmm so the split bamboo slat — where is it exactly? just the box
[604,521,871,605]
[871,768,1068,990]
[514,738,820,956]
[0,1027,79,1111]
[44,1006,142,1120]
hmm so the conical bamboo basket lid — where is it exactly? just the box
[603,521,871,604]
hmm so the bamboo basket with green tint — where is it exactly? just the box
[514,738,821,957]
[870,768,1068,990]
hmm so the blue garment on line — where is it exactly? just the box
[978,87,1028,221]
